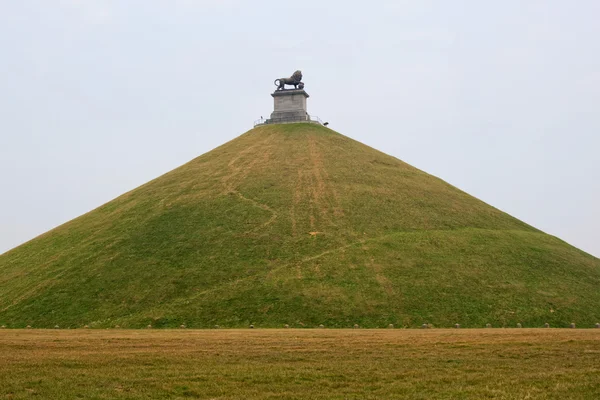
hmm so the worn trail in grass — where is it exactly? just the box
[1,329,599,399]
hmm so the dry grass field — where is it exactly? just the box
[1,329,599,399]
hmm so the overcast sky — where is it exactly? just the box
[1,1,599,257]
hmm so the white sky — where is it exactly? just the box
[1,1,599,257]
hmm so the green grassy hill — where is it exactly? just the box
[1,123,598,328]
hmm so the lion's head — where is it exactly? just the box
[291,70,302,82]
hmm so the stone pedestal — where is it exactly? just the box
[267,89,310,124]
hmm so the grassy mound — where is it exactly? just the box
[1,124,598,328]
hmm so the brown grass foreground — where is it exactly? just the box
[1,329,599,399]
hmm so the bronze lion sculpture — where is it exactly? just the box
[274,70,304,90]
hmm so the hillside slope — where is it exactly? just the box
[1,124,598,328]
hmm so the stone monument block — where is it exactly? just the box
[268,89,310,124]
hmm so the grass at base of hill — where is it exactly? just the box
[1,329,599,399]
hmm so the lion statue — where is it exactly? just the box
[274,70,304,90]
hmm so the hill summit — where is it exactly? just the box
[1,123,599,328]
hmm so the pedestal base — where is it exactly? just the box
[266,89,310,124]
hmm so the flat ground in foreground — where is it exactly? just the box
[1,329,599,399]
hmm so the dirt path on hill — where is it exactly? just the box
[291,168,304,237]
[307,136,342,232]
[368,257,395,296]
[167,232,376,305]
[220,134,278,233]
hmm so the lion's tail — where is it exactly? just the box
[274,79,281,87]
